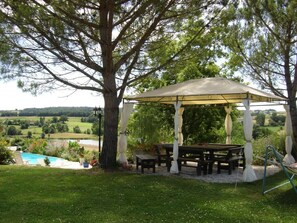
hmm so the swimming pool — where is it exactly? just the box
[21,152,65,165]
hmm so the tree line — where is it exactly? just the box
[0,107,94,117]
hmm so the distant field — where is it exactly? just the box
[0,116,95,139]
[49,132,97,139]
[264,126,284,133]
[67,117,92,133]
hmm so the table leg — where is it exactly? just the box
[136,157,139,170]
[141,160,144,173]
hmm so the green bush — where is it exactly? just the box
[73,126,81,133]
[45,142,66,158]
[0,139,14,164]
[7,126,22,136]
[252,125,273,139]
[126,138,156,162]
[252,132,285,165]
[44,157,50,166]
[58,141,96,162]
[27,138,47,154]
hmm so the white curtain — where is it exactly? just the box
[283,105,295,164]
[170,101,182,173]
[178,107,184,145]
[242,99,257,182]
[224,105,232,144]
[117,103,134,164]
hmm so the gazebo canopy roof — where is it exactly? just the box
[126,77,285,105]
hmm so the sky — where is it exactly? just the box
[0,80,105,110]
[0,79,285,111]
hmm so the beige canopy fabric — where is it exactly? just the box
[171,101,182,173]
[224,105,232,144]
[126,77,284,104]
[178,107,184,145]
[118,103,134,164]
[283,105,295,164]
[242,99,257,182]
[125,77,285,182]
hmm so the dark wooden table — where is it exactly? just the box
[160,143,243,174]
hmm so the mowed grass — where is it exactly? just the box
[0,165,297,223]
[67,117,93,133]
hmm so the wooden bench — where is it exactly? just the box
[164,146,214,176]
[136,154,157,173]
[179,147,214,176]
[177,156,213,176]
[213,147,245,175]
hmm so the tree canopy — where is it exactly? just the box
[0,0,231,168]
[223,0,297,155]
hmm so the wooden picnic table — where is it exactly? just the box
[156,143,243,175]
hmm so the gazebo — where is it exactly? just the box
[120,77,288,182]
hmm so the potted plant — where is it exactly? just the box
[44,157,51,166]
[83,159,89,168]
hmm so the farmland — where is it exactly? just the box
[0,116,97,139]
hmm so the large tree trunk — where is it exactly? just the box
[100,90,119,169]
[98,1,119,169]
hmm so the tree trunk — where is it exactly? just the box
[98,1,119,169]
[100,91,119,169]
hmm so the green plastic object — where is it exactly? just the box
[262,145,297,195]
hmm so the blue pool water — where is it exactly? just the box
[21,153,65,165]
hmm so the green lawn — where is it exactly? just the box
[0,165,296,223]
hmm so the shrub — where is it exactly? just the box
[252,125,273,140]
[44,157,50,166]
[9,137,25,151]
[27,138,47,155]
[7,126,22,136]
[0,139,14,164]
[73,126,81,133]
[60,141,84,161]
[126,137,157,162]
[45,141,66,158]
[252,132,285,165]
[20,121,30,129]
[27,131,32,138]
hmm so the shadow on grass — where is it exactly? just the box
[0,166,296,223]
